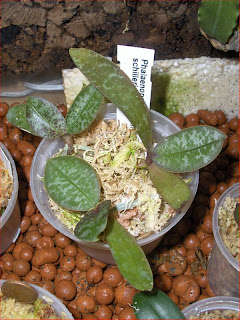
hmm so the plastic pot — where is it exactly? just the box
[207,183,239,297]
[30,103,199,264]
[0,279,74,319]
[0,143,21,254]
[182,296,239,319]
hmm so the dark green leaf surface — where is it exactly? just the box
[105,215,153,291]
[74,200,111,241]
[153,126,226,173]
[26,97,67,139]
[148,163,191,209]
[6,103,36,135]
[44,156,100,211]
[69,48,153,150]
[198,0,239,44]
[133,288,185,319]
[66,84,104,134]
[234,203,239,226]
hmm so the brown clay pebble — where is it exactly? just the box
[229,117,239,131]
[172,274,200,303]
[185,113,200,124]
[183,233,200,249]
[64,244,78,257]
[9,127,23,144]
[54,232,72,248]
[167,291,179,305]
[19,247,34,261]
[154,273,172,292]
[31,213,42,225]
[217,182,229,194]
[55,279,77,301]
[25,230,42,247]
[118,306,136,320]
[0,102,9,116]
[12,259,31,277]
[95,284,115,305]
[12,243,33,260]
[92,258,107,269]
[95,305,113,319]
[200,236,214,256]
[36,236,55,250]
[54,271,72,284]
[86,266,103,284]
[200,214,213,234]
[5,273,21,281]
[194,269,208,288]
[33,247,60,266]
[76,294,97,313]
[103,266,123,287]
[76,254,93,272]
[115,282,138,307]
[40,263,57,280]
[169,113,185,128]
[82,314,98,319]
[39,279,55,294]
[213,110,227,126]
[23,200,36,217]
[165,252,188,276]
[40,223,58,237]
[2,254,14,272]
[20,216,32,233]
[24,270,42,284]
[0,123,8,140]
[60,256,76,272]
[17,140,36,156]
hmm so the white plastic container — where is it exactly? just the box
[182,296,239,319]
[0,280,74,319]
[0,143,21,254]
[207,183,239,297]
[30,104,199,264]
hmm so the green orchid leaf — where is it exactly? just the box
[74,200,111,241]
[26,97,67,139]
[198,0,239,44]
[133,288,185,319]
[105,214,153,291]
[6,103,37,135]
[44,155,100,211]
[66,84,104,134]
[148,162,191,209]
[69,48,153,150]
[152,126,226,173]
[234,203,239,226]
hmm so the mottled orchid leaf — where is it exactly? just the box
[105,214,153,291]
[153,126,226,173]
[234,203,239,226]
[69,48,153,150]
[26,97,67,139]
[66,84,104,134]
[44,156,100,211]
[148,162,191,209]
[198,0,239,44]
[6,103,37,135]
[74,200,111,241]
[133,288,185,319]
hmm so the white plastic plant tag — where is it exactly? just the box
[117,45,155,126]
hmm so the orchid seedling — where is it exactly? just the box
[7,48,226,292]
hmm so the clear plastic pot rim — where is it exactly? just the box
[0,143,19,228]
[212,182,239,271]
[0,280,74,319]
[182,296,239,317]
[30,104,199,250]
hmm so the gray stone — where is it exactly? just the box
[48,4,78,26]
[65,18,91,39]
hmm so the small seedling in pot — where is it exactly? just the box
[7,49,226,294]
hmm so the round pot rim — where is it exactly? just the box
[0,143,19,228]
[30,106,199,249]
[212,182,239,271]
[182,296,239,316]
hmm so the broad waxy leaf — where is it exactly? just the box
[6,103,37,135]
[26,97,67,139]
[148,162,191,209]
[105,214,153,291]
[69,48,153,150]
[44,156,100,211]
[74,200,111,241]
[133,288,185,319]
[66,84,104,134]
[198,0,239,44]
[153,126,226,173]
